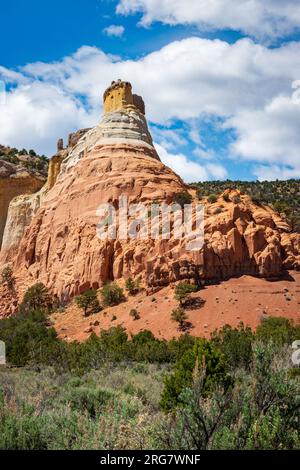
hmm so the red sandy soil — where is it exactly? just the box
[51,271,300,343]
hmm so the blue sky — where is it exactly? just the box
[1,0,300,182]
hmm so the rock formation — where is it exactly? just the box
[0,129,92,264]
[0,80,299,316]
[0,149,46,250]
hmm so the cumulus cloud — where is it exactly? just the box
[103,24,125,37]
[254,165,300,181]
[0,37,299,179]
[116,0,300,41]
[155,143,227,182]
[0,81,96,155]
[225,95,300,177]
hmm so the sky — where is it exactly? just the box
[0,0,300,182]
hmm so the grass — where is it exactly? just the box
[0,363,168,450]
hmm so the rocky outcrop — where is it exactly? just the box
[1,81,299,316]
[0,158,45,249]
[200,190,299,281]
[0,188,46,263]
[0,130,92,262]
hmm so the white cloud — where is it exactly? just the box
[225,95,300,174]
[0,36,300,179]
[254,164,300,181]
[0,82,96,155]
[117,0,300,41]
[155,143,227,182]
[103,24,125,37]
[17,38,300,122]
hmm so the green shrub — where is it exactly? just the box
[174,282,199,307]
[75,289,101,317]
[0,310,59,367]
[256,317,298,346]
[1,266,14,289]
[174,191,192,208]
[19,283,51,314]
[211,323,254,370]
[100,282,125,306]
[129,309,140,320]
[171,308,188,330]
[160,339,232,412]
[207,194,218,203]
[159,342,300,449]
[0,410,50,450]
[63,386,114,418]
[125,277,141,295]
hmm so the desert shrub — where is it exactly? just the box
[174,282,199,307]
[158,342,300,449]
[167,334,196,360]
[256,317,298,346]
[132,330,156,345]
[1,266,14,289]
[75,289,101,316]
[196,189,203,199]
[129,309,140,320]
[0,310,59,367]
[19,283,51,315]
[100,282,125,306]
[211,323,254,370]
[160,339,232,412]
[171,308,188,331]
[213,206,223,215]
[130,330,171,363]
[0,407,50,450]
[174,191,192,208]
[63,386,114,418]
[125,277,141,295]
[232,195,241,204]
[207,194,218,203]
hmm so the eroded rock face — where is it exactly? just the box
[0,188,47,264]
[0,129,92,262]
[1,82,299,316]
[13,141,185,300]
[0,161,45,249]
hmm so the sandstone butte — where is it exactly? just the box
[0,80,299,332]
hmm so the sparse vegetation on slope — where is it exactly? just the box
[192,179,300,232]
[0,145,48,177]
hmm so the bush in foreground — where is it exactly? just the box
[160,339,232,412]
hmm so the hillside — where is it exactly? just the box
[0,145,48,177]
[0,145,48,251]
[193,180,300,233]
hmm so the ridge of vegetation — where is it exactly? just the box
[192,179,300,232]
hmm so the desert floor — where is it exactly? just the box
[51,271,300,342]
